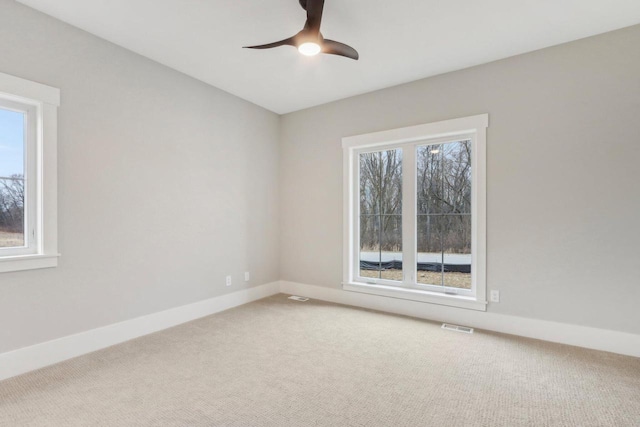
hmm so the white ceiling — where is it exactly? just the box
[16,0,640,114]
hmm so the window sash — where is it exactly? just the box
[353,135,476,297]
[0,97,38,257]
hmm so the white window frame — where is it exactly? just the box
[342,114,488,311]
[0,71,59,273]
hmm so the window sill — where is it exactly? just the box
[0,254,60,273]
[343,281,487,311]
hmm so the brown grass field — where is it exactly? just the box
[360,269,471,289]
[0,230,24,248]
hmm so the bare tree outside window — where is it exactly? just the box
[358,142,471,287]
[359,149,402,281]
[346,115,487,308]
[417,140,471,288]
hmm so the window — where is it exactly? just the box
[343,115,487,310]
[0,72,60,273]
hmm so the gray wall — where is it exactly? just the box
[1,0,638,355]
[0,0,280,353]
[280,25,640,334]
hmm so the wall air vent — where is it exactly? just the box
[441,323,474,334]
[288,296,309,302]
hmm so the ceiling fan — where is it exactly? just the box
[244,0,359,60]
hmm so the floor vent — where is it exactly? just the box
[441,323,474,334]
[288,295,309,302]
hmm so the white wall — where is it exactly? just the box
[280,25,640,335]
[0,0,280,353]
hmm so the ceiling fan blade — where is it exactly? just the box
[244,36,296,50]
[322,39,359,60]
[304,0,325,34]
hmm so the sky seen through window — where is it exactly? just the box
[0,107,25,177]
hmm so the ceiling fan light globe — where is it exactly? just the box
[298,42,321,56]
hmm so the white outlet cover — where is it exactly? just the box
[244,272,250,281]
[225,275,232,286]
[490,290,500,302]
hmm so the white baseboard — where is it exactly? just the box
[280,281,640,358]
[0,282,280,381]
[2,279,637,382]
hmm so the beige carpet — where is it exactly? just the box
[1,294,639,426]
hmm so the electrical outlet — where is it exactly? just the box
[225,275,232,287]
[490,290,500,303]
[244,272,250,282]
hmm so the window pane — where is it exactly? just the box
[0,107,25,248]
[359,149,403,282]
[360,150,403,215]
[443,215,472,289]
[417,144,443,214]
[417,140,472,289]
[417,141,471,215]
[360,214,381,279]
[441,141,471,214]
[416,214,444,286]
[380,149,402,214]
[379,214,402,282]
[0,108,24,177]
[360,152,379,216]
